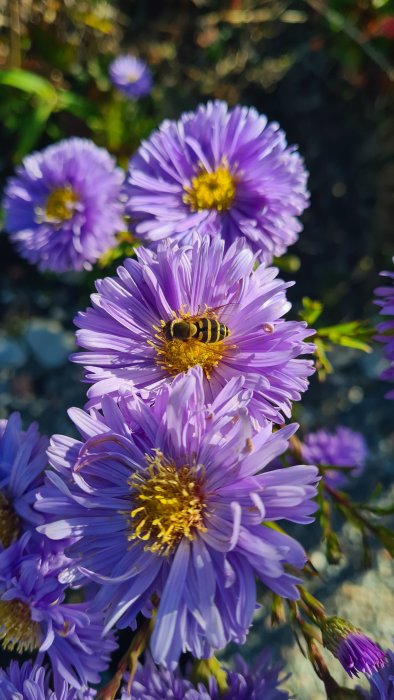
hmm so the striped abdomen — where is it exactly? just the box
[164,317,230,343]
[192,317,230,343]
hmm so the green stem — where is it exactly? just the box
[324,483,381,537]
[97,618,151,700]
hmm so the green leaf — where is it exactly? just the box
[15,101,55,159]
[358,503,394,516]
[271,593,287,626]
[335,504,364,531]
[0,69,57,101]
[58,90,95,120]
[273,254,301,273]
[334,335,372,352]
[317,320,374,354]
[314,338,333,380]
[326,530,342,565]
[0,69,95,124]
[299,297,324,325]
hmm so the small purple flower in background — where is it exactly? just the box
[301,427,368,488]
[3,138,125,272]
[374,258,394,399]
[0,660,96,699]
[109,55,152,99]
[37,368,318,666]
[322,616,386,679]
[72,234,315,423]
[124,100,309,262]
[0,535,116,695]
[0,413,48,548]
[121,651,288,699]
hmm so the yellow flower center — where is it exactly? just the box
[156,335,224,378]
[0,492,20,548]
[127,72,139,83]
[128,451,207,556]
[183,165,236,212]
[45,186,78,222]
[0,599,41,653]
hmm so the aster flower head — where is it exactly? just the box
[72,234,315,424]
[206,653,289,700]
[374,258,394,399]
[121,652,288,700]
[109,55,152,99]
[322,616,386,679]
[38,368,319,666]
[0,412,48,549]
[0,660,96,700]
[301,427,368,487]
[0,535,115,695]
[3,138,125,272]
[124,100,309,262]
[121,657,210,699]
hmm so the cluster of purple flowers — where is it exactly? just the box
[0,660,95,700]
[37,369,318,665]
[0,414,116,696]
[3,100,308,272]
[1,86,391,698]
[120,652,289,699]
[0,92,317,696]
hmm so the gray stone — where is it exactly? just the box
[0,335,27,368]
[25,319,75,369]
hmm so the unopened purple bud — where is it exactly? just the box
[322,617,386,678]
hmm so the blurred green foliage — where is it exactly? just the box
[298,297,375,380]
[1,0,392,171]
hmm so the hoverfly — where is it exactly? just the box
[164,317,230,344]
[163,301,234,344]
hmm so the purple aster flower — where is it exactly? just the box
[3,138,125,272]
[0,412,48,548]
[120,651,288,700]
[37,368,318,666]
[123,100,309,262]
[301,427,368,487]
[0,534,116,696]
[322,616,386,679]
[210,653,289,700]
[121,657,211,699]
[374,258,394,399]
[72,234,315,423]
[0,659,95,700]
[109,55,152,99]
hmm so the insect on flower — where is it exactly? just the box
[163,304,233,344]
[72,235,315,422]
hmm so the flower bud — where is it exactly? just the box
[322,616,386,678]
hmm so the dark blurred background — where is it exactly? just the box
[0,2,393,696]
